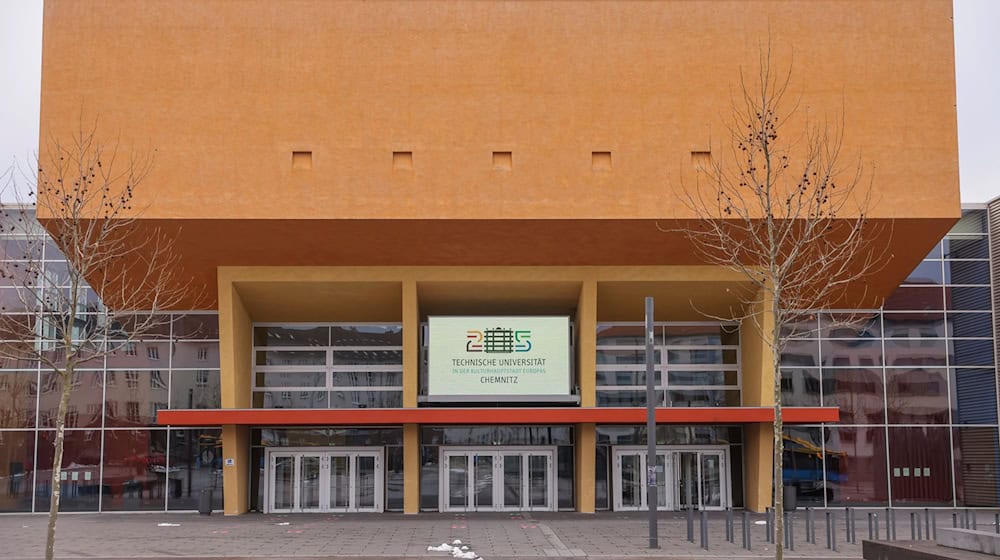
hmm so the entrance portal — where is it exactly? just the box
[440,447,556,512]
[265,448,383,513]
[612,446,730,511]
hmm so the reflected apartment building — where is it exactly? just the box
[1,0,975,513]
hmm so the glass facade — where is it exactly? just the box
[0,224,223,512]
[596,323,741,407]
[2,208,998,511]
[781,208,1000,507]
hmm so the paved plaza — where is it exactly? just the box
[0,509,958,560]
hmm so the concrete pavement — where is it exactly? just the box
[0,509,957,559]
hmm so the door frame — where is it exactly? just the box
[263,447,384,513]
[611,445,731,511]
[439,447,557,512]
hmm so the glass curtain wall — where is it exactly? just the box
[0,221,222,512]
[781,208,1000,507]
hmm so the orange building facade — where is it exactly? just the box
[36,0,960,514]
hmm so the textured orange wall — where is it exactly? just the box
[41,0,959,222]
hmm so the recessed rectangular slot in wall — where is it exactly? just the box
[592,151,612,171]
[291,151,312,170]
[492,151,512,171]
[393,151,413,170]
[691,151,712,170]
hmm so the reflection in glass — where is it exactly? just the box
[884,287,944,311]
[330,455,350,508]
[0,372,37,428]
[448,455,468,508]
[528,454,548,508]
[954,427,1000,507]
[273,456,294,510]
[474,455,493,509]
[782,427,826,506]
[36,430,100,511]
[781,369,821,407]
[299,455,320,509]
[886,368,949,424]
[100,429,168,511]
[168,428,223,510]
[254,326,328,347]
[701,453,722,508]
[946,286,992,311]
[822,368,885,424]
[944,259,990,285]
[170,370,221,410]
[619,454,640,508]
[354,455,376,509]
[503,454,522,508]
[0,430,35,511]
[824,426,887,506]
[888,427,952,505]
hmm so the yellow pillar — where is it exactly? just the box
[403,423,420,513]
[575,423,596,513]
[740,290,776,512]
[577,278,597,407]
[402,279,418,408]
[218,273,253,514]
[221,424,249,515]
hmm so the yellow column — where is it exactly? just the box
[575,423,596,513]
[402,279,418,408]
[740,290,776,512]
[575,279,597,512]
[403,423,420,513]
[577,279,597,407]
[218,273,253,514]
[222,424,250,515]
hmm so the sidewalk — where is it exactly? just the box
[0,509,933,560]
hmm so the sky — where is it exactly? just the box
[1,1,998,203]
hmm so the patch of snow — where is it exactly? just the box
[451,539,463,545]
[157,523,181,527]
[276,522,291,526]
[754,520,767,525]
[428,543,453,552]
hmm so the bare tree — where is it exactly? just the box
[0,123,192,560]
[677,46,885,560]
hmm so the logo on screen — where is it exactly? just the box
[466,328,531,353]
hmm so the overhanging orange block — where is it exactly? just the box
[157,406,838,426]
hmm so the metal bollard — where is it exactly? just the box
[995,513,999,535]
[787,512,795,551]
[875,513,880,540]
[845,507,852,544]
[926,509,932,540]
[911,512,919,540]
[868,511,875,540]
[700,510,709,550]
[726,507,733,543]
[965,509,971,530]
[953,510,959,528]
[973,510,978,531]
[766,507,773,544]
[826,511,833,549]
[687,506,694,543]
[806,508,814,544]
[742,511,751,550]
[891,508,897,541]
[831,511,838,552]
[932,510,937,539]
[885,508,892,541]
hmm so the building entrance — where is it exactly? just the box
[612,446,730,511]
[265,448,383,513]
[439,447,556,512]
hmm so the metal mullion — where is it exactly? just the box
[164,315,174,512]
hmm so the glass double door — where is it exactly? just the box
[613,446,729,511]
[441,448,556,512]
[267,448,382,513]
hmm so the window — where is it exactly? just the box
[196,370,209,387]
[125,370,139,389]
[150,370,167,389]
[197,347,208,361]
[146,346,160,360]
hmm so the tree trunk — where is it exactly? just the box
[772,302,785,560]
[46,369,73,560]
